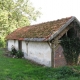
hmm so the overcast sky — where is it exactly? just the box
[30,0,80,24]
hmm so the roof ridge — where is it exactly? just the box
[29,16,72,27]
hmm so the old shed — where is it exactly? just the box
[6,16,80,67]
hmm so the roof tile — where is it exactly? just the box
[6,17,72,40]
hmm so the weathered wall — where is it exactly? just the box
[7,40,51,67]
[54,44,67,67]
[22,41,28,58]
[8,40,14,51]
[7,40,18,51]
[22,41,51,67]
[7,40,67,67]
[14,40,18,50]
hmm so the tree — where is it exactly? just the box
[0,0,41,47]
[0,0,41,36]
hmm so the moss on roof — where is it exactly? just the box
[6,17,72,40]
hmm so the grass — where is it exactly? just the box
[0,48,80,80]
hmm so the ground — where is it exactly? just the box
[0,48,80,80]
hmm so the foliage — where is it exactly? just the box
[60,28,80,65]
[11,48,23,58]
[0,0,41,47]
[11,47,17,55]
[16,50,24,58]
[55,66,80,79]
[61,37,80,65]
[0,37,6,47]
[0,48,80,80]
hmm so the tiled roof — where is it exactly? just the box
[6,16,73,41]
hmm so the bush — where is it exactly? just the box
[56,66,80,79]
[16,50,24,58]
[11,47,24,58]
[11,48,17,55]
[58,66,74,76]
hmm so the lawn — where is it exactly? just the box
[0,48,80,80]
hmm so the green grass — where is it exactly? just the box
[0,48,80,80]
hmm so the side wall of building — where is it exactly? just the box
[7,40,51,67]
[7,40,67,67]
[22,41,51,67]
[14,40,19,50]
[7,40,18,51]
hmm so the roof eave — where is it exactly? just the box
[24,38,46,41]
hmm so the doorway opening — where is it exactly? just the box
[18,41,22,51]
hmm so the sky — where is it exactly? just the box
[30,0,80,25]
